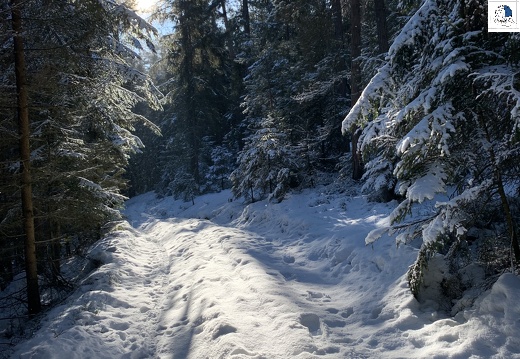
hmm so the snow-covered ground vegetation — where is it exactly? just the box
[8,188,520,358]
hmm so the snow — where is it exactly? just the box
[9,189,520,358]
[404,166,447,204]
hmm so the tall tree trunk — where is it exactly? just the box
[496,172,520,263]
[11,0,42,316]
[0,246,14,290]
[332,0,347,98]
[331,0,344,43]
[220,0,236,60]
[242,0,250,35]
[50,221,61,281]
[374,0,389,54]
[350,0,363,180]
[332,0,350,153]
[350,0,362,101]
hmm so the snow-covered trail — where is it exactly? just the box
[142,217,347,358]
[120,192,413,358]
[14,191,381,358]
[11,189,520,358]
[137,214,374,358]
[10,221,175,358]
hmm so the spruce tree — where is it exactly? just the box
[0,0,160,315]
[343,0,520,303]
[233,0,350,202]
[158,0,234,200]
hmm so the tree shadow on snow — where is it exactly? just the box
[245,247,340,286]
[155,286,206,359]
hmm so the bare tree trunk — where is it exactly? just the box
[50,221,61,281]
[374,0,389,54]
[479,116,520,262]
[350,0,361,102]
[350,0,363,180]
[331,0,344,43]
[331,0,351,154]
[0,247,14,290]
[332,0,347,97]
[11,0,42,316]
[220,0,236,60]
[496,172,520,262]
[242,0,250,35]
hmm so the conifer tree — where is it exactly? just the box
[233,0,349,201]
[158,0,233,200]
[0,0,160,314]
[343,0,520,302]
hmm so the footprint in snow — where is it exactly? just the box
[299,313,322,336]
[306,291,331,302]
[212,324,237,339]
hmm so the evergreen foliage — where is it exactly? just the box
[156,0,237,200]
[3,0,514,324]
[0,0,159,316]
[344,0,520,307]
[231,0,350,202]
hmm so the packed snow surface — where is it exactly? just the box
[11,189,520,358]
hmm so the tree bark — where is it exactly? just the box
[496,172,520,263]
[374,0,389,54]
[242,0,250,35]
[350,0,363,180]
[350,0,361,102]
[331,0,344,43]
[11,0,42,316]
[220,0,236,60]
[332,0,348,98]
[50,221,62,281]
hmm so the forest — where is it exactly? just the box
[1,0,520,351]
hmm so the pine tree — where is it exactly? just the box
[344,0,520,303]
[0,0,160,315]
[158,0,234,200]
[231,116,297,202]
[233,0,350,201]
